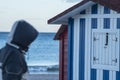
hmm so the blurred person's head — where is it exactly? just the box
[7,20,39,52]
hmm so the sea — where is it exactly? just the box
[0,32,59,74]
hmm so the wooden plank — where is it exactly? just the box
[73,18,79,80]
[59,39,63,80]
[84,18,91,80]
[97,70,103,80]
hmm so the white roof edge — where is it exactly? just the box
[51,1,95,24]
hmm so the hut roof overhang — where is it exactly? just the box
[48,0,120,24]
[54,25,67,40]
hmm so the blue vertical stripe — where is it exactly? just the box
[104,18,110,29]
[91,18,97,29]
[116,71,120,80]
[91,4,98,14]
[117,18,120,29]
[103,70,109,80]
[80,10,86,14]
[68,17,74,80]
[79,18,85,80]
[104,7,110,14]
[91,69,97,80]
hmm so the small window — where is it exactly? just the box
[104,18,110,29]
[91,30,119,71]
[91,18,97,29]
[104,7,110,14]
[91,4,98,14]
[117,18,120,29]
[80,10,86,14]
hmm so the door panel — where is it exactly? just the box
[91,30,119,71]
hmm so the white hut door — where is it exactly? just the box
[91,30,119,71]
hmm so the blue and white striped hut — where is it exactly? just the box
[48,0,120,80]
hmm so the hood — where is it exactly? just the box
[7,20,39,52]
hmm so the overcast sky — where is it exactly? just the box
[0,0,80,32]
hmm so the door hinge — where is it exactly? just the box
[113,37,118,42]
[93,37,99,41]
[93,57,99,61]
[112,58,117,63]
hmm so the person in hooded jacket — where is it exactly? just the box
[0,20,38,80]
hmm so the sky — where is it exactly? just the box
[0,0,80,32]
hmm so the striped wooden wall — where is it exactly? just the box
[63,31,68,80]
[68,3,120,80]
[59,30,68,80]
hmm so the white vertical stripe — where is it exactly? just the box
[113,18,117,29]
[109,34,112,65]
[84,18,88,80]
[97,70,100,80]
[100,5,104,14]
[84,18,91,80]
[97,6,104,80]
[100,18,104,29]
[110,71,116,80]
[97,70,103,80]
[98,34,101,64]
[109,17,117,80]
[96,70,103,80]
[110,18,114,68]
[101,16,104,30]
[98,4,102,14]
[86,6,91,14]
[112,71,116,80]
[110,18,113,29]
[73,18,79,80]
[96,26,103,80]
[109,71,113,80]
[100,70,103,80]
[112,18,117,80]
[88,18,91,80]
[108,18,114,66]
[98,18,100,31]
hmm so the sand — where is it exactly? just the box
[24,74,59,80]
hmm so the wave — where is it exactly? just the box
[28,65,59,74]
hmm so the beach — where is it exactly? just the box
[25,74,59,80]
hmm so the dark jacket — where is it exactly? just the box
[1,44,27,80]
[0,20,38,80]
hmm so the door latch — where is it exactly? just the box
[105,33,109,46]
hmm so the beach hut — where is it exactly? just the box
[48,0,120,80]
[54,25,68,80]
